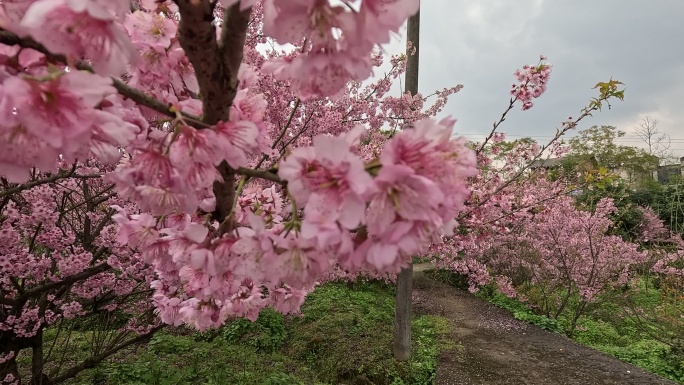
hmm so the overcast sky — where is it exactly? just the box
[376,0,684,159]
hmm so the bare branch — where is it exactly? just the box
[52,325,164,384]
[0,168,99,198]
[477,97,516,155]
[634,116,672,162]
[17,262,111,304]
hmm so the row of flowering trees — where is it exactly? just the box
[2,0,679,384]
[442,146,684,340]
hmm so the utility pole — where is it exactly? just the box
[393,7,420,362]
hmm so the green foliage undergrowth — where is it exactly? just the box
[64,281,448,385]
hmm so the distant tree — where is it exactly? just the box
[566,125,658,185]
[492,137,538,156]
[490,137,540,170]
[634,116,675,164]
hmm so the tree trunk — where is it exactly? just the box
[393,9,420,362]
[393,264,414,361]
[30,329,52,385]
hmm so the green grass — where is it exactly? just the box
[61,280,448,385]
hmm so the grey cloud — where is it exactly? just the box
[407,0,684,154]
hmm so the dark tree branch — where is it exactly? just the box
[52,325,164,384]
[0,29,207,127]
[175,1,252,229]
[176,0,223,123]
[271,99,301,152]
[17,262,111,304]
[219,5,252,96]
[0,167,99,198]
[235,167,282,183]
[0,297,17,306]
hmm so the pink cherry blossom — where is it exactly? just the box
[214,120,262,168]
[21,0,136,75]
[262,49,373,100]
[356,0,420,48]
[5,70,115,149]
[124,11,178,50]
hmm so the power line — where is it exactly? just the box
[457,133,684,142]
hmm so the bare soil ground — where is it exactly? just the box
[411,266,678,385]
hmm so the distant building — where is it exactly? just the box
[655,157,684,184]
[530,155,684,186]
[528,158,564,170]
[529,155,598,173]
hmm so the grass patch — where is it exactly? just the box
[61,280,447,385]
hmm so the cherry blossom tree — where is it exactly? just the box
[0,164,162,384]
[430,76,627,285]
[621,206,684,357]
[421,76,640,339]
[0,1,481,382]
[480,195,647,337]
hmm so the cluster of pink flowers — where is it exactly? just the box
[1,0,134,75]
[109,116,477,330]
[0,176,155,337]
[0,67,139,182]
[637,206,673,243]
[0,0,139,183]
[511,56,552,110]
[513,197,646,302]
[432,174,572,292]
[439,167,650,304]
[636,207,684,277]
[255,0,419,99]
[0,0,482,337]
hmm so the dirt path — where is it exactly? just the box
[411,266,678,385]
